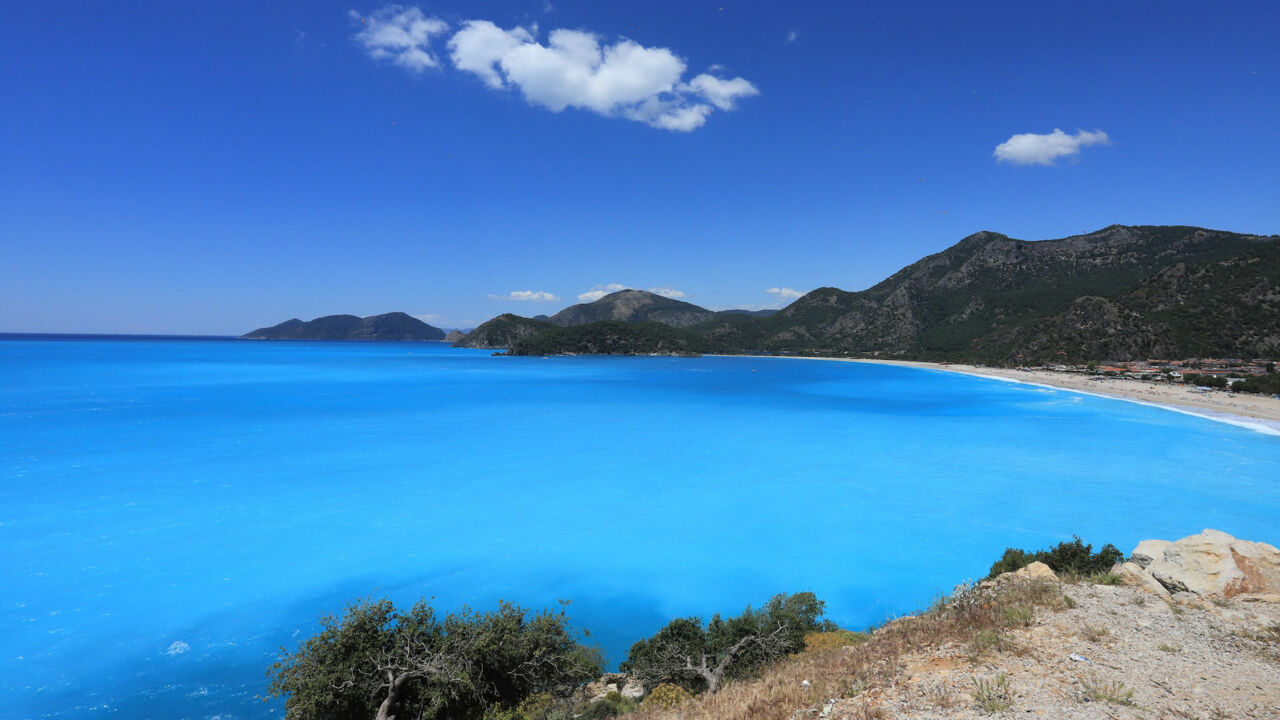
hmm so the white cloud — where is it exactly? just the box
[766,287,803,300]
[413,313,445,324]
[648,286,688,299]
[446,19,757,130]
[488,290,560,302]
[993,128,1111,166]
[350,5,450,72]
[786,30,798,43]
[577,283,628,302]
[685,74,758,111]
[447,20,535,88]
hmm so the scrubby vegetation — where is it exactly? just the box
[267,592,840,720]
[266,598,600,720]
[986,536,1124,580]
[267,544,1135,720]
[620,592,834,694]
[622,578,1072,720]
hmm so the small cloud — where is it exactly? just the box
[350,5,450,72]
[413,313,445,324]
[488,290,560,302]
[164,641,191,656]
[993,128,1111,166]
[786,30,798,43]
[293,28,308,46]
[542,1,555,12]
[766,287,803,300]
[648,286,688,299]
[577,283,628,302]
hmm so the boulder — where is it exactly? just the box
[1132,529,1280,599]
[1113,561,1172,599]
[1013,561,1059,582]
[1130,539,1172,569]
[989,560,1059,587]
[620,678,645,700]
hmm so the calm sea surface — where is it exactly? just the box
[2,337,1278,719]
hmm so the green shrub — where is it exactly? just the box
[986,537,1124,579]
[267,599,601,720]
[641,683,692,710]
[621,592,831,694]
[987,548,1037,577]
[575,700,618,719]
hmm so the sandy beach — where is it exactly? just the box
[855,359,1280,433]
[724,355,1280,434]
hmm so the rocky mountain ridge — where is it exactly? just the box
[458,226,1279,361]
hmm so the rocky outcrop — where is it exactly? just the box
[1113,561,1172,599]
[1121,529,1280,600]
[579,672,644,704]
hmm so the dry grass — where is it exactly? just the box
[803,629,868,653]
[1077,673,1135,706]
[621,579,1068,720]
[924,680,956,709]
[971,672,1013,713]
[1080,622,1110,643]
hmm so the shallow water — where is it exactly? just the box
[2,338,1277,719]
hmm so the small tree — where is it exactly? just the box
[267,598,600,720]
[620,592,830,694]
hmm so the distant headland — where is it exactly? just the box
[242,312,444,341]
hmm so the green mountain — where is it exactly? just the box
[467,225,1278,361]
[453,314,555,349]
[505,321,712,356]
[548,289,716,327]
[243,312,445,341]
[690,225,1278,361]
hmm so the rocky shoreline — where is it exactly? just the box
[593,530,1280,720]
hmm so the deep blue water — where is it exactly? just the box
[2,337,1278,719]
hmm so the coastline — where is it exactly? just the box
[723,355,1280,436]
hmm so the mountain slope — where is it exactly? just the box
[694,225,1277,361]
[548,290,716,328]
[505,321,711,356]
[452,314,555,349]
[243,312,444,341]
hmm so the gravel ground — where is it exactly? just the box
[823,583,1279,720]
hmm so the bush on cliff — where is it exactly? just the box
[987,536,1124,579]
[619,591,834,694]
[267,598,601,720]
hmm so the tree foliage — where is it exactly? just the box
[619,592,832,694]
[987,536,1124,579]
[267,598,601,720]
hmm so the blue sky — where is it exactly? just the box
[2,1,1277,334]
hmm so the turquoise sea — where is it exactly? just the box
[2,337,1278,719]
